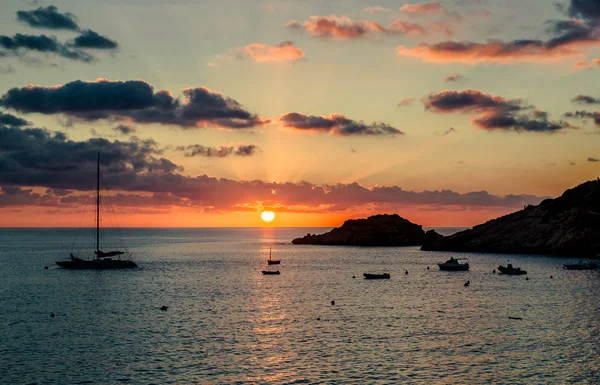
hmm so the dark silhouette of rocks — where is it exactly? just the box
[422,179,600,257]
[292,214,426,246]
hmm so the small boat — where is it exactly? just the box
[267,247,280,265]
[438,257,469,271]
[563,261,598,270]
[56,152,137,270]
[363,273,390,279]
[262,270,280,275]
[498,264,527,275]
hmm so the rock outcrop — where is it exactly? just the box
[292,214,426,246]
[422,179,600,257]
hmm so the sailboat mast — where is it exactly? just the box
[269,247,271,261]
[96,151,100,254]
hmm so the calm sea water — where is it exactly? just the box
[1,227,599,384]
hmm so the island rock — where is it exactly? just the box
[422,179,600,257]
[292,214,426,246]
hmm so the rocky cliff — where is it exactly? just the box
[422,179,600,257]
[292,214,426,246]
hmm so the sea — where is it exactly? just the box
[1,227,599,384]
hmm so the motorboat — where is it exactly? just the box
[438,257,469,271]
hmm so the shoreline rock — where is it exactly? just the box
[422,179,600,257]
[292,214,426,246]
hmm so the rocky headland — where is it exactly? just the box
[292,179,600,257]
[292,214,426,246]
[422,179,600,257]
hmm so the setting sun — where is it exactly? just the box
[261,211,275,222]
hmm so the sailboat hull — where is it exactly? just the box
[267,260,280,265]
[56,259,137,270]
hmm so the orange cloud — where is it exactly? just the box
[572,60,592,72]
[286,15,427,39]
[243,41,305,63]
[593,57,600,66]
[397,40,592,64]
[400,2,445,14]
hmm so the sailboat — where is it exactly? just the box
[56,152,137,270]
[267,247,280,265]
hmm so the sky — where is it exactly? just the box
[0,0,599,228]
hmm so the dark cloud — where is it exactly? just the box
[437,127,457,135]
[279,112,403,136]
[0,79,268,130]
[423,89,525,113]
[0,127,545,212]
[16,5,79,31]
[112,124,136,135]
[589,157,599,162]
[445,73,464,82]
[567,0,600,20]
[0,112,30,127]
[176,144,260,157]
[71,29,118,50]
[1,79,159,113]
[572,94,600,104]
[423,89,570,132]
[0,125,182,192]
[563,110,600,126]
[0,33,92,62]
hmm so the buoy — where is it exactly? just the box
[50,313,55,318]
[316,317,320,320]
[492,269,496,273]
[44,266,48,270]
[405,270,408,275]
[525,277,529,281]
[352,276,356,279]
[331,300,335,306]
[427,266,430,270]
[550,275,553,279]
[159,306,168,311]
[464,280,470,287]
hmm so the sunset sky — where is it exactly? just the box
[0,0,599,227]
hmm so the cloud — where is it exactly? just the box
[176,144,260,157]
[400,2,446,14]
[567,0,600,21]
[286,16,427,40]
[589,157,599,162]
[112,124,136,135]
[0,112,30,127]
[279,112,403,136]
[423,89,571,132]
[437,127,457,135]
[0,33,93,62]
[0,127,546,212]
[363,6,391,14]
[397,98,414,107]
[572,94,600,104]
[243,41,304,63]
[70,29,118,49]
[396,20,600,64]
[445,73,464,82]
[573,60,592,71]
[563,110,600,127]
[0,64,15,74]
[422,89,525,113]
[16,5,79,31]
[594,57,600,66]
[0,79,270,130]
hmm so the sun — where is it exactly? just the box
[261,211,275,222]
